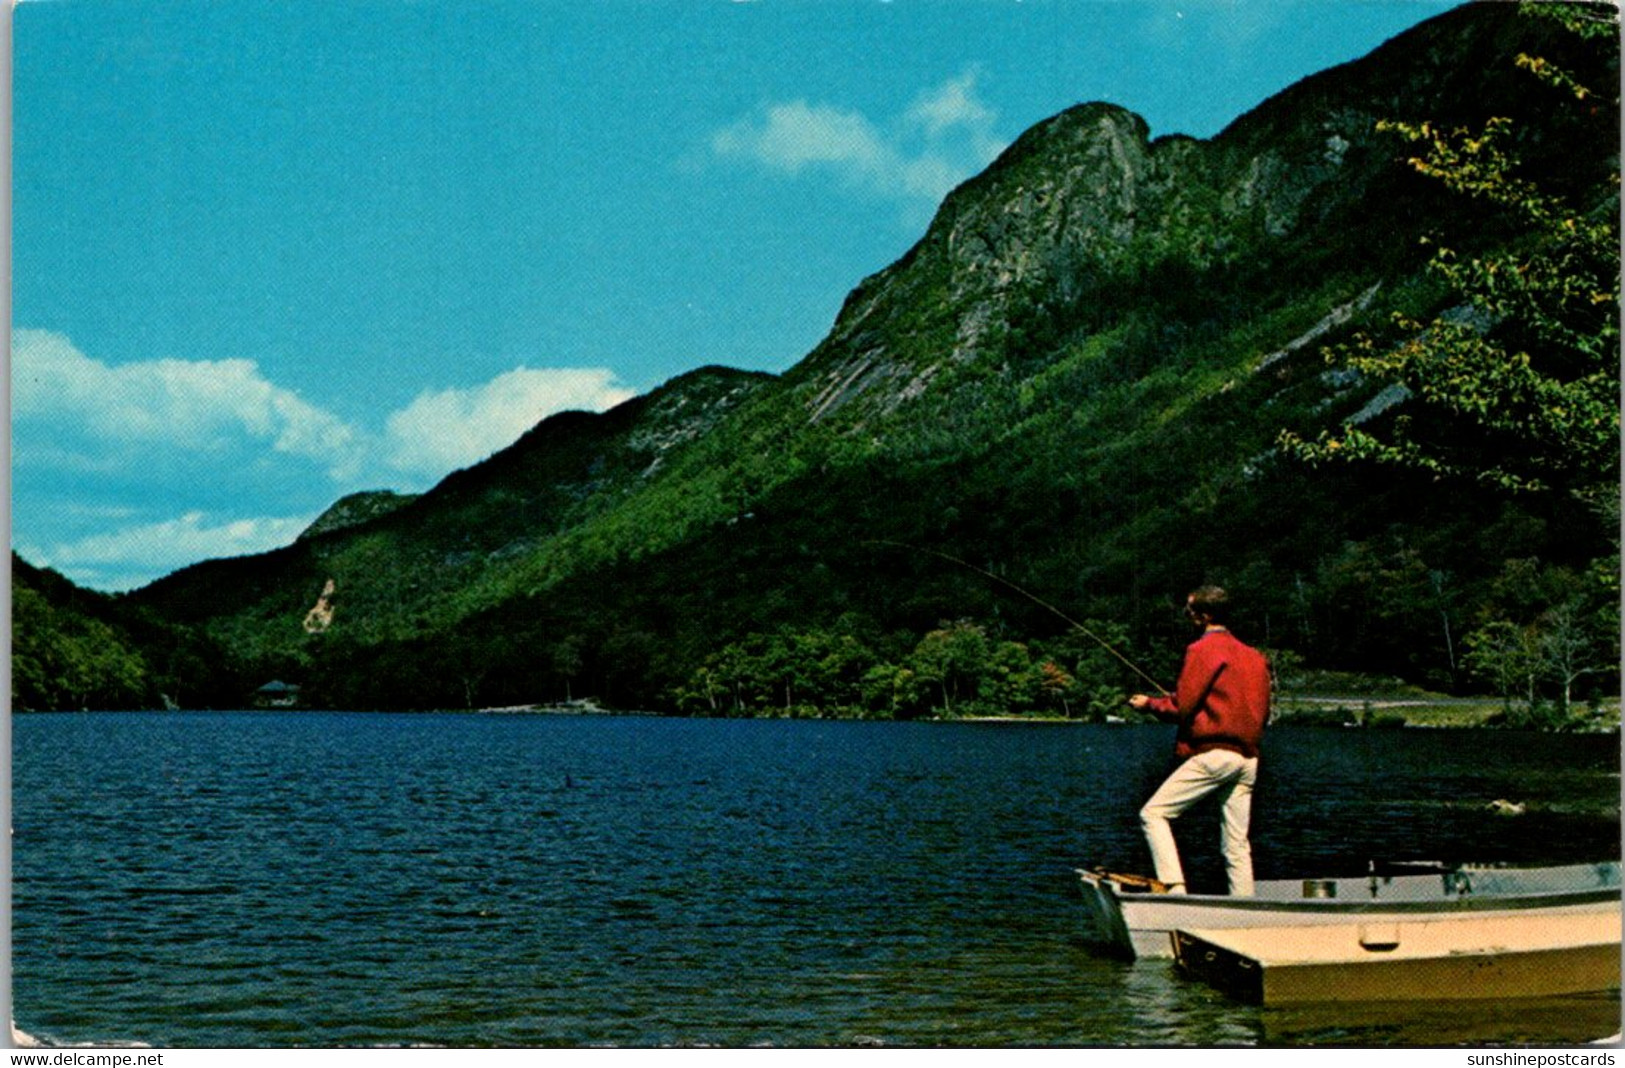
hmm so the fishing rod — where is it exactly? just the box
[864,539,1171,696]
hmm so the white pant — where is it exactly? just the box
[1139,749,1258,896]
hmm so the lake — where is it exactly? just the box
[11,713,1621,1047]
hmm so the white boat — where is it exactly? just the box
[1076,861,1622,960]
[1172,907,1623,1004]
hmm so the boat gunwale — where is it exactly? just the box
[1176,910,1622,962]
[1101,886,1621,915]
[1077,864,1621,913]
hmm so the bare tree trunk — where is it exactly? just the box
[1430,571,1456,676]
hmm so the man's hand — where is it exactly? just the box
[1127,694,1153,710]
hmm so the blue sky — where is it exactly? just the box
[13,0,1462,591]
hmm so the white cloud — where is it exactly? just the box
[24,510,321,592]
[12,329,365,480]
[712,100,891,179]
[711,68,1009,214]
[384,366,637,478]
[907,69,999,141]
[13,329,640,488]
[12,329,643,590]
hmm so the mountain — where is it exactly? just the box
[132,365,773,646]
[87,3,1618,712]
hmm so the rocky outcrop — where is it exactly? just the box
[624,366,773,476]
[784,3,1601,430]
[299,491,418,541]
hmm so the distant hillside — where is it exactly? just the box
[134,365,773,650]
[96,3,1618,714]
[12,554,246,710]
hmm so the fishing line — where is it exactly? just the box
[864,539,1171,696]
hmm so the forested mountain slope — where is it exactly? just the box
[71,3,1618,714]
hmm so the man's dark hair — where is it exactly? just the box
[1188,585,1231,624]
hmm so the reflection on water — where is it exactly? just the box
[11,713,1620,1047]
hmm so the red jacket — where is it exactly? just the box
[1146,628,1271,760]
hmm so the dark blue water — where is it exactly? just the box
[12,714,1621,1047]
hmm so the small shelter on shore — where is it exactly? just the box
[254,680,302,709]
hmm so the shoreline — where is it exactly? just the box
[13,702,1621,732]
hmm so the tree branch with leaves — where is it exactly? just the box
[1280,4,1620,509]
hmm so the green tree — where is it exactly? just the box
[1282,4,1620,507]
[551,634,586,702]
[982,639,1040,714]
[674,637,763,716]
[1040,620,1151,720]
[12,584,155,710]
[908,621,994,717]
[671,628,879,717]
[675,663,728,716]
[860,663,928,720]
[1463,619,1543,715]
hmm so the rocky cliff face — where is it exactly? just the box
[299,491,418,541]
[794,104,1178,427]
[425,363,772,513]
[785,3,1609,432]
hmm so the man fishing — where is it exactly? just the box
[1127,585,1270,897]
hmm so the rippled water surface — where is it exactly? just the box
[12,713,1621,1047]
